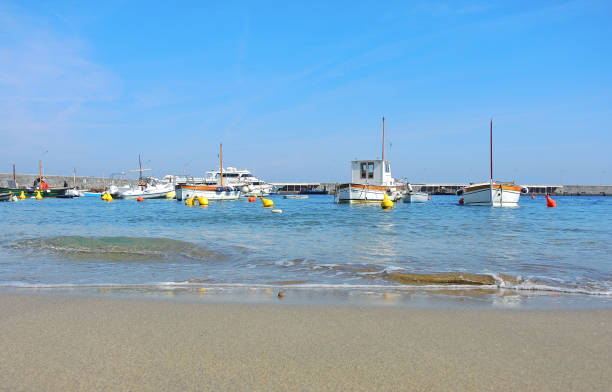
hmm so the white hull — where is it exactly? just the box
[117,183,174,199]
[336,184,401,203]
[179,188,241,200]
[403,192,429,203]
[119,190,171,199]
[463,185,521,207]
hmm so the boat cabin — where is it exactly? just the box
[351,159,394,186]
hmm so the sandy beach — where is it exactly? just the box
[0,293,610,391]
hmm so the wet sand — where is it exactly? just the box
[0,293,610,391]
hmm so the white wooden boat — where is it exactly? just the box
[176,143,241,201]
[336,117,403,203]
[457,119,528,207]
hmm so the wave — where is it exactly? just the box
[8,236,229,262]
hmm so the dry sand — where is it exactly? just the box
[0,293,610,391]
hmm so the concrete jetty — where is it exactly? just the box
[0,173,135,190]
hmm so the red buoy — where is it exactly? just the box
[546,194,556,208]
[459,197,464,205]
[427,196,431,201]
[248,196,256,203]
[531,195,535,199]
[137,197,144,202]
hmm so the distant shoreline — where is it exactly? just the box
[1,173,610,195]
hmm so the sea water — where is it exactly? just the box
[0,195,610,308]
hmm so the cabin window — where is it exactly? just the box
[360,163,367,179]
[367,162,374,179]
[385,163,390,173]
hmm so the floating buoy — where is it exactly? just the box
[277,291,286,298]
[197,196,208,206]
[35,191,42,200]
[531,195,535,199]
[19,191,25,200]
[106,193,113,201]
[248,196,256,203]
[381,193,393,209]
[271,209,282,214]
[260,196,274,208]
[546,194,556,208]
[11,195,18,202]
[137,196,143,202]
[263,288,274,295]
[165,191,176,199]
[185,197,194,206]
[383,293,393,300]
[199,287,207,293]
[459,197,464,205]
[427,196,431,201]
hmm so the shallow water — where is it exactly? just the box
[0,195,610,307]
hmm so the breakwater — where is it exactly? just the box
[0,173,135,190]
[1,174,610,195]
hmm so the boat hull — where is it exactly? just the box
[462,184,522,207]
[177,185,241,201]
[403,192,429,203]
[0,187,67,198]
[336,184,399,203]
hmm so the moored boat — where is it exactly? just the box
[457,119,528,207]
[335,117,404,203]
[175,143,241,201]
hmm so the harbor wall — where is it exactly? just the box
[1,174,610,195]
[0,173,135,190]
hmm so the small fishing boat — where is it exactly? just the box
[336,117,404,203]
[0,192,11,202]
[175,144,241,201]
[456,119,528,207]
[115,155,174,199]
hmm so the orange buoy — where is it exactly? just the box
[248,196,256,202]
[137,196,144,202]
[459,197,464,205]
[427,196,431,201]
[531,195,535,199]
[546,194,556,208]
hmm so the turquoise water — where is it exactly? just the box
[0,195,610,307]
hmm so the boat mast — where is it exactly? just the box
[490,118,493,205]
[73,168,76,188]
[382,116,385,162]
[220,143,223,187]
[138,154,143,183]
[12,163,16,184]
[39,160,42,189]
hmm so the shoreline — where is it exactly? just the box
[1,292,610,391]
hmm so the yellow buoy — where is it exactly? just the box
[19,191,26,200]
[381,193,393,209]
[106,193,113,201]
[35,191,42,200]
[185,197,194,206]
[197,196,208,206]
[101,192,108,201]
[260,196,274,208]
[165,191,176,199]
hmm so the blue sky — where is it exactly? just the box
[1,0,611,184]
